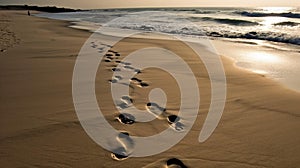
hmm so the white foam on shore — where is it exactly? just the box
[73,20,300,93]
[58,11,300,93]
[61,10,300,93]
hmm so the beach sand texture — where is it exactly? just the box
[1,11,300,167]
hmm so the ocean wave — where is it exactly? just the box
[193,10,217,14]
[37,8,300,46]
[236,11,300,18]
[115,23,300,45]
[192,17,259,26]
[273,21,300,26]
[206,31,300,45]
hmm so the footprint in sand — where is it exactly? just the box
[121,95,133,104]
[116,101,130,109]
[111,146,128,161]
[115,95,133,110]
[139,82,149,87]
[167,115,184,132]
[112,67,121,72]
[108,78,118,83]
[97,46,106,53]
[90,41,98,48]
[108,75,123,83]
[110,60,145,86]
[146,103,184,131]
[166,158,188,168]
[134,69,141,74]
[130,77,148,87]
[131,77,142,83]
[117,132,134,151]
[114,60,140,74]
[111,132,134,161]
[116,113,135,124]
[146,102,167,118]
[167,115,180,124]
[104,53,115,63]
[108,49,117,53]
[105,49,187,161]
[105,53,114,57]
[119,61,131,66]
[114,75,123,80]
[170,121,184,132]
[124,65,135,70]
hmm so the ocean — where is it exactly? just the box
[36,7,300,92]
[37,7,300,46]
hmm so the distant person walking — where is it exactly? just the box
[27,10,30,16]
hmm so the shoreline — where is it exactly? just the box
[32,11,300,92]
[1,10,300,167]
[50,15,300,93]
[212,39,300,93]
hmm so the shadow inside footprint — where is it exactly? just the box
[172,122,184,131]
[139,82,149,87]
[121,95,133,104]
[111,147,128,161]
[167,115,180,124]
[115,75,123,80]
[117,102,129,109]
[112,68,121,72]
[167,115,184,131]
[117,113,135,124]
[119,131,129,136]
[134,69,141,74]
[124,65,135,70]
[166,158,187,168]
[146,102,167,118]
[147,102,166,112]
[131,77,142,83]
[105,53,114,57]
[109,79,118,83]
[91,43,98,48]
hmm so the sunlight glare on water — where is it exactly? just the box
[260,17,287,28]
[260,7,294,13]
[245,51,281,63]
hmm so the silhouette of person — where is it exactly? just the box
[27,10,30,16]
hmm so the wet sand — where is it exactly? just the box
[1,10,300,167]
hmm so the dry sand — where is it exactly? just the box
[0,10,300,167]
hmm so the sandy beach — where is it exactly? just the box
[1,10,300,168]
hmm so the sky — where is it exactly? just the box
[0,0,299,9]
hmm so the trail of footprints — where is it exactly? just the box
[93,41,187,166]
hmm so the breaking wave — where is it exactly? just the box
[192,17,259,26]
[236,11,300,18]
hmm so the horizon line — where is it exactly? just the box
[0,4,299,10]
